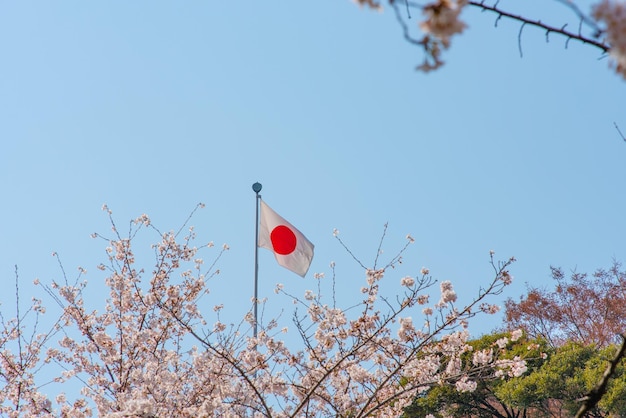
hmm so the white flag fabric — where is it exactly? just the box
[258,200,314,277]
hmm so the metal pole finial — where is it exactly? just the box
[252,182,262,193]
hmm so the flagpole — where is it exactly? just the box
[252,182,262,344]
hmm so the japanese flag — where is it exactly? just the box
[258,200,314,277]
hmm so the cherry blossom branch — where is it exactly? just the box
[159,308,275,416]
[359,258,515,416]
[468,0,609,54]
[0,268,61,414]
[291,308,406,416]
[392,0,610,53]
[385,0,613,74]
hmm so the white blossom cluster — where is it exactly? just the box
[593,0,626,78]
[420,0,467,44]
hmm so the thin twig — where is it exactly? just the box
[373,223,388,269]
[391,1,426,47]
[555,0,600,31]
[518,22,526,57]
[334,234,367,271]
[175,202,205,238]
[614,122,626,142]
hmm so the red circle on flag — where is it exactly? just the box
[271,225,297,255]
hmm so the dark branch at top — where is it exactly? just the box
[468,0,610,53]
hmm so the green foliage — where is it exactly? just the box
[404,332,549,418]
[583,344,626,415]
[496,342,593,415]
[602,372,626,413]
[404,334,626,418]
[496,341,626,416]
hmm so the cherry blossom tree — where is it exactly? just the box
[353,0,626,79]
[1,205,526,417]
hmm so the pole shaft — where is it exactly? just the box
[253,191,260,342]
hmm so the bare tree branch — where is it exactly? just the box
[574,334,626,418]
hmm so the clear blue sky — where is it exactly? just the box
[1,0,625,341]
